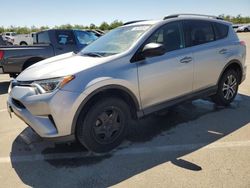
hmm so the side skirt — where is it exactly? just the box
[137,86,218,118]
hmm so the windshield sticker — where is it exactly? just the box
[131,26,150,31]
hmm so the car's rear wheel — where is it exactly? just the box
[76,97,130,153]
[20,42,28,45]
[211,69,239,106]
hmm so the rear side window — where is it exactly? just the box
[184,20,215,47]
[37,32,50,44]
[213,23,229,40]
[56,30,75,45]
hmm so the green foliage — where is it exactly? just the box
[219,14,250,24]
[109,20,123,30]
[2,15,249,34]
[99,22,109,31]
[0,20,124,34]
[0,26,4,33]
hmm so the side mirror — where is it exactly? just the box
[142,43,165,58]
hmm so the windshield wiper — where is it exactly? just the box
[82,52,103,57]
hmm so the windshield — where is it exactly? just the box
[80,25,151,57]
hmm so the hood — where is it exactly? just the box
[17,52,110,81]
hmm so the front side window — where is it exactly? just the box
[184,20,215,47]
[81,25,151,57]
[146,21,183,52]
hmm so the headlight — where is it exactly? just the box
[32,75,75,94]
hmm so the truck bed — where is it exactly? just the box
[0,44,54,73]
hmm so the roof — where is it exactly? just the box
[123,14,232,27]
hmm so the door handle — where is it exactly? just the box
[219,49,228,54]
[180,57,192,64]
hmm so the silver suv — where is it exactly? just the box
[7,14,247,153]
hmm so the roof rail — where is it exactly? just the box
[123,20,148,25]
[164,14,223,20]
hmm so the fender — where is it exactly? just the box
[217,59,243,85]
[71,84,141,134]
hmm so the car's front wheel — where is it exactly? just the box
[76,97,130,153]
[211,69,239,106]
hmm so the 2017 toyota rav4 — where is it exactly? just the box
[7,14,246,153]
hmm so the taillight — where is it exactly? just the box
[0,50,4,60]
[240,41,246,46]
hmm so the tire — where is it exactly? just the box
[211,69,239,106]
[9,73,18,78]
[244,28,249,32]
[22,62,34,70]
[76,97,130,153]
[20,42,28,45]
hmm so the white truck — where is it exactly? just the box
[13,33,34,45]
[1,32,34,45]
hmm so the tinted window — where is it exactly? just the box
[147,22,183,52]
[56,30,75,45]
[37,32,50,44]
[184,20,215,47]
[213,23,229,40]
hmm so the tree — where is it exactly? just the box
[0,26,5,33]
[219,14,250,24]
[99,22,109,31]
[109,20,123,30]
[89,23,97,30]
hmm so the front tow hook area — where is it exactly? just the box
[7,102,13,118]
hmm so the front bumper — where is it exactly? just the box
[7,83,83,138]
[241,65,247,83]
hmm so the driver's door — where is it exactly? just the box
[137,21,194,111]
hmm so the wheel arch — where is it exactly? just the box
[217,60,243,85]
[22,57,44,70]
[71,85,141,134]
[20,41,28,45]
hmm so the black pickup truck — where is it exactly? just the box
[0,29,99,76]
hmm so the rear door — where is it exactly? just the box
[183,20,227,91]
[54,30,78,55]
[137,21,194,111]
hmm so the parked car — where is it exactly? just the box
[0,35,8,45]
[85,29,105,37]
[0,35,13,46]
[236,24,250,32]
[1,32,16,44]
[0,29,98,77]
[7,14,246,153]
[232,24,241,32]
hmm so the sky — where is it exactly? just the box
[0,0,250,27]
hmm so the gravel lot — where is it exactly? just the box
[0,33,250,188]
